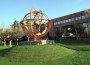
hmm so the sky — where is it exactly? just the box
[0,0,90,28]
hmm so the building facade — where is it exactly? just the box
[49,9,90,40]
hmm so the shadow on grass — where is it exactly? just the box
[0,46,14,57]
[55,39,90,51]
[55,39,90,45]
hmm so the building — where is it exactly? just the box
[49,9,90,40]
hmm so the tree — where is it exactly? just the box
[11,20,24,45]
[0,32,7,47]
[84,9,90,37]
[54,26,65,40]
[0,29,12,47]
[85,9,90,19]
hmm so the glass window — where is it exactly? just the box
[75,16,81,20]
[66,19,69,22]
[57,22,58,24]
[62,20,66,23]
[78,16,82,20]
[87,22,90,28]
[61,20,64,23]
[54,22,56,25]
[56,22,58,25]
[82,15,86,19]
[59,21,61,24]
[76,17,79,20]
[71,18,74,21]
[64,20,66,23]
[54,22,58,25]
[60,21,63,23]
[68,19,72,22]
[58,21,60,24]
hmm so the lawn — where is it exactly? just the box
[0,40,90,65]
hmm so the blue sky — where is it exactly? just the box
[0,0,90,28]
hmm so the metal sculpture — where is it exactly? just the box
[21,8,52,41]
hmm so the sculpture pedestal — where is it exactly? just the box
[41,40,46,45]
[41,40,54,45]
[19,40,54,45]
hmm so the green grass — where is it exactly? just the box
[56,39,90,51]
[44,51,90,65]
[0,45,75,65]
[0,40,90,65]
[0,45,9,50]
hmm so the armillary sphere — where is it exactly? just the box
[21,8,52,41]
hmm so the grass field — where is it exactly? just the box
[0,40,90,65]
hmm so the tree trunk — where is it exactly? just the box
[17,39,18,45]
[17,41,18,45]
[9,40,12,47]
[75,28,78,40]
[4,41,6,47]
[28,37,30,41]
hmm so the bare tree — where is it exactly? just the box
[11,20,24,45]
